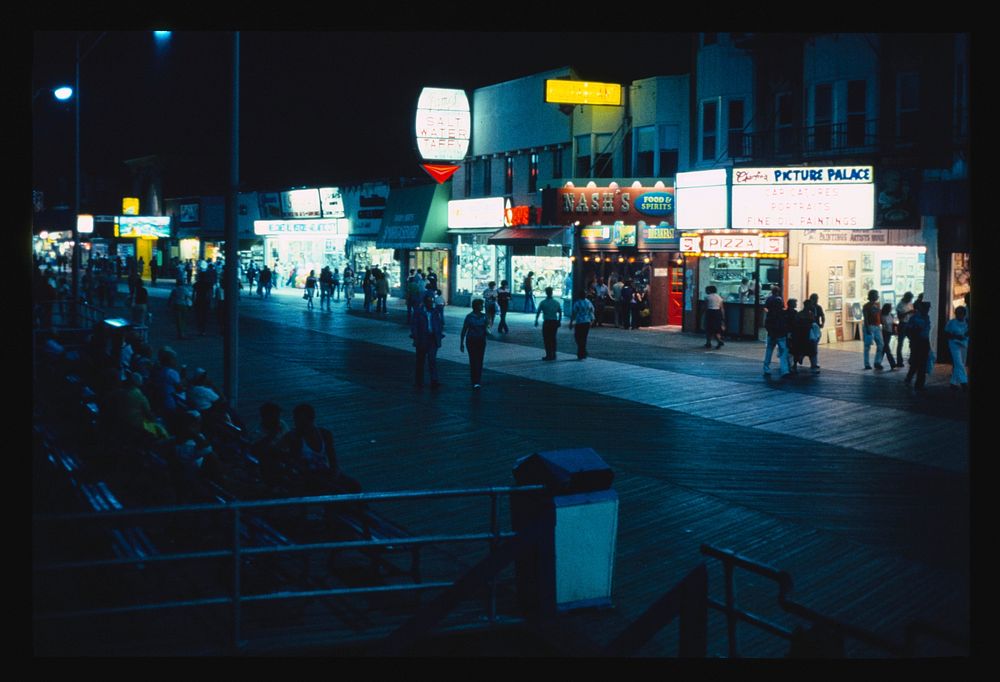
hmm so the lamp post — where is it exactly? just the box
[223,31,240,406]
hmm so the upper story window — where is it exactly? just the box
[775,92,795,153]
[897,72,919,143]
[529,153,539,193]
[553,146,564,179]
[659,125,679,177]
[701,100,718,162]
[846,80,867,147]
[812,83,833,151]
[464,160,472,197]
[593,133,613,178]
[575,135,591,177]
[634,126,656,177]
[505,156,514,195]
[727,99,745,158]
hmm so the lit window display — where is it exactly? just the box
[513,254,572,299]
[264,236,349,287]
[456,235,497,296]
[352,244,399,289]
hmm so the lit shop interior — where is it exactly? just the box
[683,231,788,339]
[800,243,926,342]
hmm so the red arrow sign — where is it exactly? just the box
[421,164,460,184]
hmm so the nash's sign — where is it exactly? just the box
[556,186,675,225]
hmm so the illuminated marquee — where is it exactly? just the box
[116,216,171,239]
[680,232,787,257]
[731,166,875,229]
[254,219,350,236]
[545,79,622,106]
[556,186,675,225]
[415,87,471,162]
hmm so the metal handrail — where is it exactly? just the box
[700,543,968,658]
[33,484,547,653]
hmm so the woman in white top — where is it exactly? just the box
[704,285,725,349]
[944,306,969,389]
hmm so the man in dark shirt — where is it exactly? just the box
[763,286,790,376]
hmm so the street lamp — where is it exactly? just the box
[66,32,169,320]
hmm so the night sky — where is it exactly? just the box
[32,31,693,207]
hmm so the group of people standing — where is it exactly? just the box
[759,286,969,391]
[761,286,825,375]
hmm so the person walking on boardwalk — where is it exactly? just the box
[703,285,725,349]
[762,286,790,377]
[593,277,609,327]
[331,267,341,301]
[167,279,193,340]
[460,298,489,388]
[319,266,333,311]
[192,273,214,336]
[304,269,317,310]
[895,291,915,365]
[569,292,595,360]
[880,303,899,370]
[904,301,932,391]
[944,305,969,390]
[259,265,272,298]
[619,279,635,331]
[374,268,389,314]
[535,286,563,361]
[523,271,536,313]
[342,264,355,309]
[410,293,445,388]
[790,299,820,373]
[483,281,499,333]
[862,290,886,370]
[497,280,512,335]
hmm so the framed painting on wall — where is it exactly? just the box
[880,260,893,286]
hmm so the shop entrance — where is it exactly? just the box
[803,244,925,344]
[409,249,450,303]
[668,265,683,325]
[135,239,154,277]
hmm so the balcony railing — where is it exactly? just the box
[732,119,881,161]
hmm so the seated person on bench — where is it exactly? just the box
[277,403,361,496]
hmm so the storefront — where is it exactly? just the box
[556,183,682,325]
[487,227,571,311]
[790,230,926,342]
[448,197,510,306]
[253,218,350,288]
[376,183,451,302]
[115,216,172,275]
[681,231,788,339]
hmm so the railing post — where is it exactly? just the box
[724,560,739,658]
[488,491,499,622]
[232,506,242,651]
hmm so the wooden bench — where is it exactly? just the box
[329,505,422,583]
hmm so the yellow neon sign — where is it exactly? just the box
[545,79,622,106]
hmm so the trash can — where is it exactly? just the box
[511,448,618,614]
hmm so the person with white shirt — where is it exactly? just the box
[704,285,725,349]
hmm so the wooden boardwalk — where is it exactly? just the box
[96,286,971,656]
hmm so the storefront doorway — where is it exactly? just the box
[409,249,450,303]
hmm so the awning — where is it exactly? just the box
[376,183,450,249]
[488,227,566,246]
